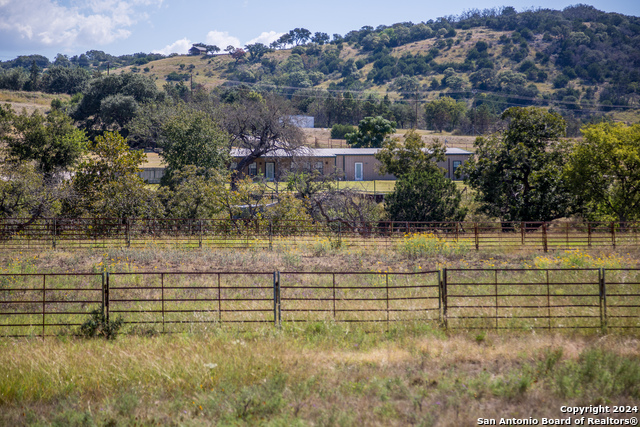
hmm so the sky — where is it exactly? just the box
[1,0,639,62]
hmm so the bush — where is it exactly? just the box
[78,309,123,340]
[330,124,355,139]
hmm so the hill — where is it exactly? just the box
[1,5,639,131]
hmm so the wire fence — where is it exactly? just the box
[1,218,640,251]
[1,268,639,337]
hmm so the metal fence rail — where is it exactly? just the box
[2,218,640,251]
[1,269,639,337]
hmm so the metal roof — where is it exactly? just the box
[230,147,472,158]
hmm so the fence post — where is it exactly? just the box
[332,273,336,320]
[600,268,607,333]
[386,272,390,330]
[442,268,448,330]
[101,271,106,317]
[161,273,165,334]
[437,270,442,324]
[52,218,57,249]
[199,220,203,248]
[474,223,479,250]
[588,222,592,248]
[126,218,131,248]
[542,223,548,253]
[273,271,281,329]
[521,222,525,246]
[269,220,273,251]
[42,274,46,339]
[105,272,110,325]
[611,222,616,248]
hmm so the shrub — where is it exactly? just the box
[78,309,123,340]
[330,123,355,139]
[398,233,471,258]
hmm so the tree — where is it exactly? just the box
[460,107,574,223]
[345,116,396,148]
[375,130,445,177]
[0,105,87,177]
[65,132,161,219]
[289,28,312,45]
[565,123,640,222]
[424,96,466,132]
[158,166,226,219]
[221,92,304,186]
[159,108,230,178]
[377,130,466,222]
[245,43,271,62]
[72,73,161,134]
[312,32,330,45]
[385,168,467,222]
[0,161,64,223]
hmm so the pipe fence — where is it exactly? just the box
[1,268,639,337]
[1,218,640,251]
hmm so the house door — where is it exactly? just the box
[355,162,363,181]
[266,162,275,181]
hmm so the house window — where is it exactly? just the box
[248,162,257,177]
[230,162,237,170]
[355,162,363,181]
[315,161,323,175]
[452,160,462,178]
[266,162,275,181]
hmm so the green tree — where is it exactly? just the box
[158,166,226,219]
[565,123,640,222]
[0,105,87,177]
[378,130,466,222]
[159,108,230,177]
[66,132,161,219]
[375,130,445,177]
[460,107,574,222]
[385,168,467,222]
[345,116,396,148]
[424,96,466,132]
[0,161,63,221]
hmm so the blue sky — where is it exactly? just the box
[1,0,639,61]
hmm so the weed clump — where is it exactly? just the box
[78,309,123,340]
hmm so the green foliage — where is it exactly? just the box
[66,132,161,219]
[399,233,471,258]
[158,166,226,219]
[78,309,123,340]
[565,122,640,222]
[0,105,88,176]
[329,123,355,139]
[375,130,445,177]
[379,129,465,222]
[345,116,396,148]
[159,108,230,176]
[0,161,62,219]
[461,107,574,222]
[385,167,467,222]
[424,96,467,132]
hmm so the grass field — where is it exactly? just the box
[1,245,639,425]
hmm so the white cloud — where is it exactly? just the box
[205,30,241,49]
[0,0,161,51]
[246,31,284,46]
[153,37,191,55]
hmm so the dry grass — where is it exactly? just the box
[1,329,638,426]
[1,246,639,425]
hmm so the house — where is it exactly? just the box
[139,147,472,184]
[188,45,207,56]
[229,147,472,182]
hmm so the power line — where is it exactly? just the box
[216,78,639,111]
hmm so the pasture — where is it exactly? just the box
[1,241,639,426]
